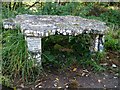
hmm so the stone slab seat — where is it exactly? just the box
[3,14,109,66]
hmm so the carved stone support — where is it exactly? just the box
[98,35,104,52]
[25,36,42,66]
[90,35,104,52]
[90,34,104,52]
[94,35,99,52]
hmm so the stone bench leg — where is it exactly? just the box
[98,35,104,52]
[90,34,104,52]
[25,36,42,66]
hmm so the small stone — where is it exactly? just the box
[103,78,106,80]
[98,79,101,83]
[113,77,117,79]
[54,83,57,87]
[86,74,89,77]
[58,87,62,89]
[112,64,117,68]
[104,85,106,87]
[38,86,42,88]
[106,56,109,59]
[65,85,68,88]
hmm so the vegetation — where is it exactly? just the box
[1,1,120,88]
[2,29,42,84]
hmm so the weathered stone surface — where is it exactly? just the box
[3,18,16,29]
[19,15,108,36]
[3,14,109,37]
[25,37,41,52]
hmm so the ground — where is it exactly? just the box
[33,68,118,89]
[15,51,119,90]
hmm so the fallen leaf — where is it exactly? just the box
[56,78,59,81]
[73,68,77,71]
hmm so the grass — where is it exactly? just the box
[2,28,43,87]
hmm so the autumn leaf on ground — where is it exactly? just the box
[56,78,59,81]
[73,68,77,72]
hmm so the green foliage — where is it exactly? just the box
[40,2,79,15]
[105,29,120,51]
[91,60,105,71]
[2,29,42,85]
[78,3,94,17]
[41,33,111,72]
[42,34,104,71]
[99,9,120,26]
[2,3,34,19]
[2,2,120,27]
[90,52,106,71]
[0,75,10,87]
[40,2,120,27]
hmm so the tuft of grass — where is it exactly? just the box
[2,28,42,86]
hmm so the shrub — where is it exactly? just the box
[100,9,120,26]
[42,34,105,71]
[104,29,120,51]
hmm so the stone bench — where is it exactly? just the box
[3,14,109,66]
